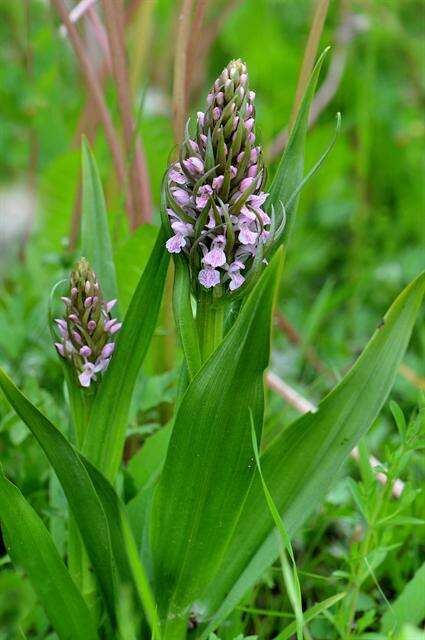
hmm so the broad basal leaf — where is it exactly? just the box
[199,272,425,636]
[151,251,283,632]
[0,471,98,640]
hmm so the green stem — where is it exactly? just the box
[196,290,224,362]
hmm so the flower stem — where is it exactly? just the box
[197,290,224,362]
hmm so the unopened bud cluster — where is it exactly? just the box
[54,258,121,388]
[165,59,271,293]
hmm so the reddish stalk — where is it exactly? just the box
[172,0,194,143]
[50,0,135,224]
[185,0,208,100]
[101,0,152,227]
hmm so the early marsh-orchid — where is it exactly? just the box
[164,59,271,294]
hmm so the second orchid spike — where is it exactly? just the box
[54,257,121,388]
[164,59,271,296]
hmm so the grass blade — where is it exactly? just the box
[273,593,346,640]
[250,418,304,640]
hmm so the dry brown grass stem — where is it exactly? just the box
[101,0,152,227]
[50,0,135,223]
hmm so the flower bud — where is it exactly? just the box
[163,59,270,296]
[53,258,120,388]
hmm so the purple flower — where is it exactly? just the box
[203,246,226,268]
[198,268,221,288]
[166,234,187,254]
[102,343,115,358]
[248,192,268,208]
[172,188,192,206]
[79,363,95,388]
[244,118,254,132]
[229,270,245,291]
[169,169,187,185]
[53,258,120,388]
[106,299,117,313]
[109,322,122,335]
[54,342,65,357]
[240,177,254,192]
[184,157,204,174]
[164,59,271,294]
[239,226,258,245]
[196,185,213,209]
[212,175,224,191]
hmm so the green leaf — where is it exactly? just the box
[0,367,117,621]
[267,48,329,241]
[151,251,283,631]
[82,226,170,480]
[381,561,425,634]
[272,593,346,640]
[0,471,98,640]
[81,137,118,304]
[250,418,303,640]
[199,272,425,636]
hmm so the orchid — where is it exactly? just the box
[54,258,120,388]
[163,59,273,295]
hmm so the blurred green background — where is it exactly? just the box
[0,1,424,638]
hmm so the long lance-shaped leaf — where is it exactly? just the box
[0,369,159,636]
[0,368,117,621]
[81,137,119,305]
[151,250,283,632]
[267,47,329,241]
[199,272,425,636]
[0,471,98,640]
[82,226,170,480]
